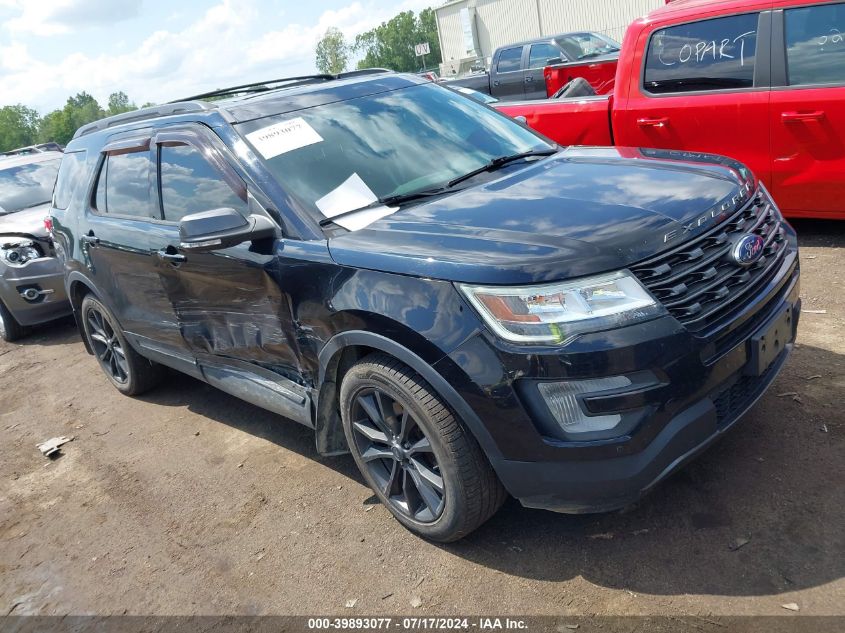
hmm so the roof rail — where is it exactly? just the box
[73,102,212,139]
[176,68,394,102]
[72,69,396,139]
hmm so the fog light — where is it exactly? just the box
[538,376,632,434]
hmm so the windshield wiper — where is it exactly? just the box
[446,148,558,189]
[317,187,448,228]
[318,149,557,229]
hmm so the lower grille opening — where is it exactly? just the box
[712,353,782,427]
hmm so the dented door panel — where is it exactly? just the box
[154,236,301,375]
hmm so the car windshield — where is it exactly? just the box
[556,33,620,60]
[236,82,552,230]
[0,159,61,215]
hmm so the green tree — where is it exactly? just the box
[0,105,41,152]
[36,110,73,146]
[316,27,349,74]
[354,8,441,72]
[36,92,105,145]
[107,91,137,116]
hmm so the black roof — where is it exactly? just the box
[73,69,413,139]
[501,30,618,49]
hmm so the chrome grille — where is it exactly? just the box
[631,189,789,335]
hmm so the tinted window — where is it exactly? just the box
[95,150,152,218]
[159,144,246,223]
[785,3,845,86]
[497,47,523,73]
[52,151,87,210]
[644,13,758,93]
[529,43,562,69]
[0,158,61,215]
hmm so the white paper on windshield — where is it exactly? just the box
[245,117,323,159]
[315,173,397,231]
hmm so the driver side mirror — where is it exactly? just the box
[179,207,276,252]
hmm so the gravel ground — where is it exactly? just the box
[1,220,843,621]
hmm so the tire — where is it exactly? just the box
[340,353,507,542]
[0,299,28,342]
[80,295,164,396]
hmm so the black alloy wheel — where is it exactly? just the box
[79,294,163,396]
[85,303,129,384]
[350,388,445,522]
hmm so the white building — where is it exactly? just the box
[435,0,664,76]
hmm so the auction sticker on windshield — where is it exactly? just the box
[245,117,323,159]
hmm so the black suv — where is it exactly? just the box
[52,72,800,541]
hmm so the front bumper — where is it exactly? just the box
[434,249,800,514]
[0,257,70,326]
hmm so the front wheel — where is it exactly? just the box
[340,353,506,542]
[0,299,28,342]
[80,295,163,395]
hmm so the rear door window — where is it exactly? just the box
[784,2,845,86]
[94,150,153,218]
[644,13,759,93]
[158,143,247,223]
[497,46,523,73]
[528,43,562,69]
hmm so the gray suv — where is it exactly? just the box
[0,150,71,341]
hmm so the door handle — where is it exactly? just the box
[81,234,99,245]
[782,110,825,123]
[525,76,534,82]
[637,116,670,128]
[493,80,500,87]
[156,249,187,264]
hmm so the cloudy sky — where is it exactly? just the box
[0,0,433,113]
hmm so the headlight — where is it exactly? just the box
[458,271,663,344]
[2,239,42,267]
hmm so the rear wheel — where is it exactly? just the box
[340,353,506,542]
[80,295,163,395]
[0,299,28,342]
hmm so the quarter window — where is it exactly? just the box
[496,47,523,73]
[785,3,845,86]
[52,150,86,210]
[94,150,153,218]
[528,43,562,69]
[158,143,247,223]
[644,13,759,93]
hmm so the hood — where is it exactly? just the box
[0,203,51,239]
[328,148,756,285]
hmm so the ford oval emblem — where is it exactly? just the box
[731,234,765,266]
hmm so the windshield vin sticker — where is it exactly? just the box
[245,117,323,159]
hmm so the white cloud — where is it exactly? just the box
[3,0,142,36]
[2,0,435,113]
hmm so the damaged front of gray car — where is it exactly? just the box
[0,150,71,341]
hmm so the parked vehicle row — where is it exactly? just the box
[37,69,800,541]
[496,0,845,220]
[444,31,620,100]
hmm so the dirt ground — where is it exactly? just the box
[1,220,843,621]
